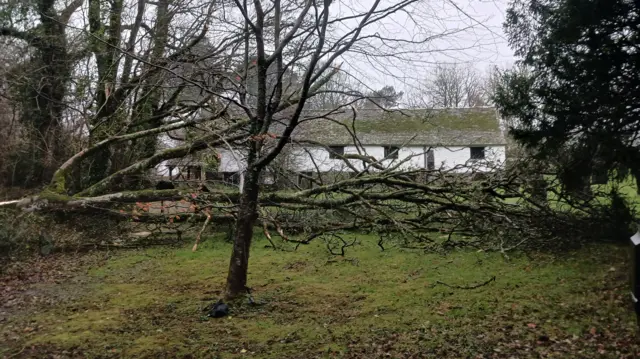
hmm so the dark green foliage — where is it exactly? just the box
[601,187,636,242]
[364,85,404,108]
[516,190,636,250]
[495,0,640,193]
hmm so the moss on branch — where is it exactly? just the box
[48,168,68,195]
[78,124,248,197]
[39,190,72,203]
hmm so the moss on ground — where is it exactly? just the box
[1,235,638,358]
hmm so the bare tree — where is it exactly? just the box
[304,70,364,110]
[0,0,224,189]
[0,0,512,300]
[424,64,487,108]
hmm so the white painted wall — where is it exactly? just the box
[156,161,171,177]
[156,148,247,177]
[288,145,389,172]
[218,148,247,172]
[287,145,505,173]
[434,146,506,173]
[156,144,506,176]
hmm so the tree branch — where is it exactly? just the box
[0,27,39,44]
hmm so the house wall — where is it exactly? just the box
[155,163,205,179]
[287,145,505,173]
[218,148,247,173]
[289,146,406,172]
[434,146,506,172]
[156,144,506,177]
[156,148,247,178]
[156,162,171,177]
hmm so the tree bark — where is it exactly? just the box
[11,0,72,187]
[225,168,261,299]
[529,174,548,205]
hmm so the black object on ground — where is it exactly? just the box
[208,299,229,318]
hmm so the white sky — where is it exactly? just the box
[445,0,515,66]
[58,0,516,107]
[335,0,516,96]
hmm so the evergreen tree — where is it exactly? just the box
[494,0,640,191]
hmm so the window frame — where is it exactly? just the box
[384,146,400,159]
[469,146,486,161]
[328,146,344,159]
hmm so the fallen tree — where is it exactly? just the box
[1,0,635,301]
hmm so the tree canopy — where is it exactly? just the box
[494,0,640,192]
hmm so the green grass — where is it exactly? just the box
[1,236,639,358]
[502,175,640,211]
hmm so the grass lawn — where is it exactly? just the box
[1,235,639,358]
[502,175,640,211]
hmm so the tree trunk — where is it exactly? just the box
[10,0,71,188]
[529,174,548,205]
[225,168,261,299]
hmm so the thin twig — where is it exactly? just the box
[261,221,277,250]
[192,209,212,252]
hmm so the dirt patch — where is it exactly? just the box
[1,252,106,318]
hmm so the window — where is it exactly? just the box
[328,146,344,159]
[384,146,400,159]
[470,147,486,160]
[192,166,202,180]
[426,149,435,170]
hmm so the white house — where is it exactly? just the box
[286,107,506,174]
[158,107,506,187]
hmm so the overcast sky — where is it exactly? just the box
[336,0,517,97]
[452,0,516,66]
[59,0,516,106]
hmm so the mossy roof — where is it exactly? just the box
[291,107,506,146]
[163,107,506,168]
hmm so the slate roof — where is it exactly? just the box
[290,107,506,146]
